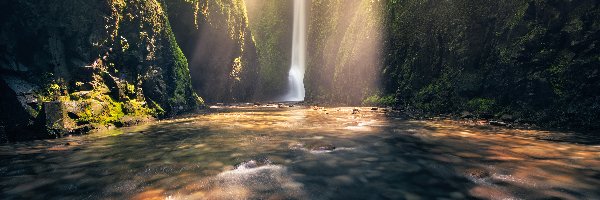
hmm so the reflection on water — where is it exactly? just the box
[1,106,599,199]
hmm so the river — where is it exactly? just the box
[1,106,599,199]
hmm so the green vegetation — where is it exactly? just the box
[0,0,202,139]
[380,0,599,130]
[164,0,259,102]
[304,0,599,130]
[466,98,497,115]
[362,94,397,107]
[304,0,383,105]
[246,0,293,99]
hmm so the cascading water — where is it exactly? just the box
[283,0,306,101]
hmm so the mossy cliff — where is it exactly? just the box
[304,0,384,105]
[245,0,294,100]
[304,0,599,130]
[164,0,260,102]
[380,0,599,130]
[0,0,202,141]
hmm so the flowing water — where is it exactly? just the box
[1,106,600,200]
[283,0,307,101]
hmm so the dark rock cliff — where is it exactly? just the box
[0,0,202,141]
[164,0,260,103]
[304,0,383,105]
[304,0,599,130]
[245,0,294,100]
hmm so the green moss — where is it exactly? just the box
[246,0,291,96]
[193,93,205,106]
[305,0,383,104]
[466,98,496,114]
[148,99,166,117]
[163,9,198,113]
[126,83,136,95]
[74,94,125,126]
[362,94,397,107]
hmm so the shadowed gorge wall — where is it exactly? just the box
[305,0,384,105]
[0,0,201,140]
[165,0,260,103]
[245,0,294,100]
[381,0,599,130]
[303,0,598,130]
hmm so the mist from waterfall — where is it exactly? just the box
[283,0,306,101]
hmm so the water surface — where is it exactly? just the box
[1,106,599,199]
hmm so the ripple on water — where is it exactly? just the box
[174,160,306,199]
[2,107,600,200]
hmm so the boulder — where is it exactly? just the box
[40,101,67,138]
[500,114,514,122]
[0,75,41,140]
[460,111,473,119]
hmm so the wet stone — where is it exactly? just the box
[65,141,79,146]
[464,168,490,179]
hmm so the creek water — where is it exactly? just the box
[1,106,599,199]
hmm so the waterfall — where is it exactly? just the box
[283,0,306,102]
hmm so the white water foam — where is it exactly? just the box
[191,161,306,199]
[283,0,307,101]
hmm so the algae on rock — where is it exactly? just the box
[0,0,202,140]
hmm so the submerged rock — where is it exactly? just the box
[464,168,490,179]
[306,142,336,151]
[65,141,79,146]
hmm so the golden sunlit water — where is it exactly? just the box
[1,106,599,199]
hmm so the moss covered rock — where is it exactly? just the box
[0,0,201,140]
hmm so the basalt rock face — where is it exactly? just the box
[245,0,294,100]
[304,0,384,105]
[165,0,260,103]
[380,0,600,130]
[304,0,599,130]
[0,0,202,141]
